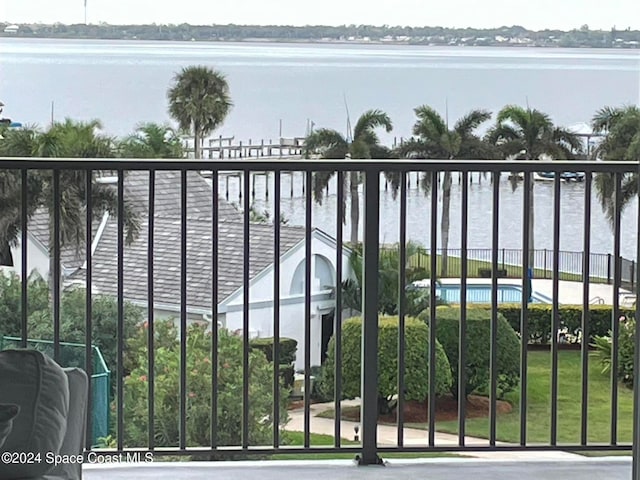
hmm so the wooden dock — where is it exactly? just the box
[185,135,307,159]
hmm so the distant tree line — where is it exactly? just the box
[1,22,639,48]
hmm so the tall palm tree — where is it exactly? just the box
[167,66,232,159]
[399,106,493,276]
[304,109,393,244]
[119,122,184,158]
[0,121,139,275]
[591,105,640,222]
[487,105,583,265]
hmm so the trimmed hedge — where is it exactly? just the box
[467,304,635,345]
[319,316,452,403]
[250,337,297,365]
[419,307,521,398]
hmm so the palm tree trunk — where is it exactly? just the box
[193,121,201,159]
[440,172,452,277]
[349,171,359,245]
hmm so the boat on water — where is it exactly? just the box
[534,171,585,182]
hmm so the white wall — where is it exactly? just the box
[221,232,353,370]
[223,296,334,370]
[9,236,49,280]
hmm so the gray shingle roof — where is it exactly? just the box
[61,169,308,310]
[27,170,242,270]
[122,170,242,222]
[73,216,306,310]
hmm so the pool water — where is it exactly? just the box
[436,284,552,304]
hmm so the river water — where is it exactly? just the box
[1,38,639,258]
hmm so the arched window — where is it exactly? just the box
[289,255,335,295]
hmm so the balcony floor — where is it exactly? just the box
[84,458,631,480]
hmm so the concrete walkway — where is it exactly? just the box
[285,400,582,460]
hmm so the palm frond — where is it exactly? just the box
[454,109,492,136]
[412,105,447,140]
[352,109,392,143]
[303,129,348,157]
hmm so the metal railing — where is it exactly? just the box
[407,247,636,287]
[1,157,639,473]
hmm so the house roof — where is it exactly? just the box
[27,170,242,270]
[58,169,309,312]
[71,216,307,311]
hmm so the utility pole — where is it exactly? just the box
[84,0,88,25]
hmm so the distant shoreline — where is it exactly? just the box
[1,22,638,49]
[1,35,638,50]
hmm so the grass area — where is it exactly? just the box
[273,432,458,459]
[317,351,633,447]
[408,251,606,284]
[431,350,634,445]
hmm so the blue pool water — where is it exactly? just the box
[436,284,552,304]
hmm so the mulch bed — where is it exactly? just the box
[337,395,512,423]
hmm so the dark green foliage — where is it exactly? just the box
[279,365,295,389]
[250,337,298,391]
[26,288,143,376]
[167,65,232,160]
[592,318,635,388]
[482,304,634,344]
[250,337,297,365]
[319,316,452,406]
[124,322,288,449]
[419,307,520,398]
[0,274,142,377]
[0,272,49,337]
[341,242,439,315]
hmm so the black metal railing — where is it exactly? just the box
[405,247,635,287]
[0,158,639,474]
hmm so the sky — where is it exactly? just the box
[1,0,639,30]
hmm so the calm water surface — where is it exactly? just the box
[1,38,639,258]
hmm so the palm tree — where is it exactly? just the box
[304,109,393,244]
[119,122,184,159]
[487,105,582,265]
[167,66,232,159]
[591,105,640,222]
[399,106,493,276]
[0,121,139,275]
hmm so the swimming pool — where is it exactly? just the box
[435,284,552,304]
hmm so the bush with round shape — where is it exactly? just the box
[419,306,521,398]
[319,316,452,406]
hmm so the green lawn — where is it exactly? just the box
[317,351,633,446]
[408,251,606,284]
[431,350,634,445]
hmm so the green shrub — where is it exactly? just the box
[0,272,49,337]
[419,307,521,398]
[123,322,289,449]
[319,316,452,407]
[250,337,297,365]
[469,304,633,345]
[592,318,635,388]
[278,364,294,389]
[27,288,143,377]
[0,273,142,379]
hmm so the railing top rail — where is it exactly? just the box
[0,157,639,173]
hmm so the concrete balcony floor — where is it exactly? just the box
[84,457,631,480]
